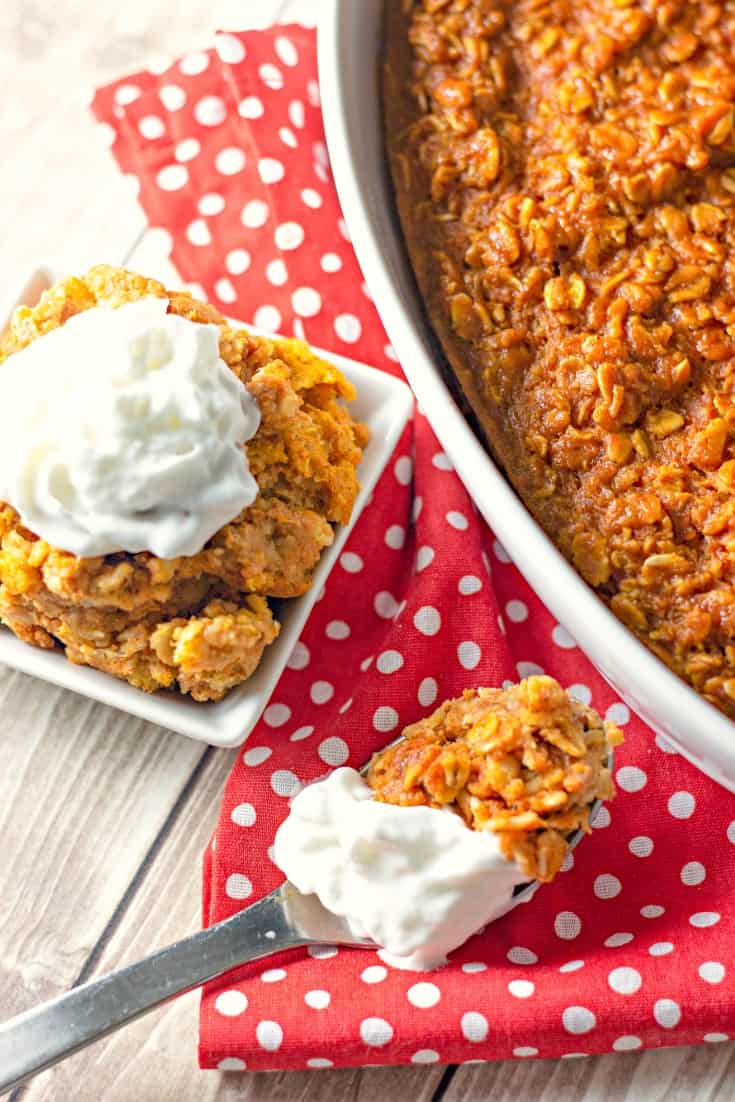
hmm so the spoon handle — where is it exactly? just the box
[0,890,300,1094]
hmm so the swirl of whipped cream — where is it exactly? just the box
[0,297,260,559]
[274,767,528,971]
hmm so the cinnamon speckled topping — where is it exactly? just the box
[385,0,735,718]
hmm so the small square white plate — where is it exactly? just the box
[0,268,413,746]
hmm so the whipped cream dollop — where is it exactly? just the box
[273,767,529,971]
[0,297,260,559]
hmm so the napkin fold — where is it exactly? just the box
[93,26,735,1073]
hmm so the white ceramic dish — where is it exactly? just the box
[318,0,735,792]
[0,267,413,746]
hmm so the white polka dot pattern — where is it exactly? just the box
[216,146,246,174]
[559,961,585,973]
[263,703,290,728]
[407,982,441,1008]
[554,911,582,940]
[159,84,186,111]
[269,770,300,797]
[242,746,271,767]
[256,1021,284,1051]
[93,30,735,1073]
[359,965,386,985]
[194,94,226,127]
[415,546,435,572]
[508,980,534,999]
[681,861,706,886]
[156,164,188,191]
[218,1057,247,1070]
[226,248,251,275]
[418,677,438,707]
[225,873,252,900]
[562,1007,596,1035]
[215,33,246,65]
[239,95,264,119]
[241,199,269,228]
[607,967,642,995]
[215,990,248,1017]
[304,990,330,1009]
[629,836,654,858]
[373,707,399,733]
[604,932,633,948]
[653,999,681,1029]
[699,962,725,984]
[594,874,623,900]
[507,947,538,965]
[461,1012,489,1043]
[616,766,647,793]
[360,1018,393,1047]
[318,736,349,766]
[413,606,441,636]
[230,802,256,827]
[612,1036,642,1052]
[668,791,696,819]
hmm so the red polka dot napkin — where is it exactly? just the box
[92,25,735,1073]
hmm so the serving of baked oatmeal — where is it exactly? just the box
[367,675,620,882]
[385,0,735,719]
[0,266,368,700]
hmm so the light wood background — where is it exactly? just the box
[1,0,733,1098]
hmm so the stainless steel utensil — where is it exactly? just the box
[0,745,611,1092]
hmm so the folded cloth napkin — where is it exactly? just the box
[92,26,735,1073]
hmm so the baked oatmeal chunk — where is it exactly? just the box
[367,676,620,882]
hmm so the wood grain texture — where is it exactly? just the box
[445,1041,735,1101]
[0,666,205,1015]
[1,0,735,1098]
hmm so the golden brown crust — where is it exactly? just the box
[385,0,735,719]
[367,675,619,883]
[0,266,367,700]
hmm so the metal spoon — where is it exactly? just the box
[0,743,612,1093]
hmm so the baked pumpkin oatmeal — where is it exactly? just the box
[367,675,620,882]
[385,0,735,717]
[0,266,368,700]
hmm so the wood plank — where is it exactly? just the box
[444,1041,735,1100]
[0,667,206,1015]
[20,746,447,1101]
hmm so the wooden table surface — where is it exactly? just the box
[2,0,734,1098]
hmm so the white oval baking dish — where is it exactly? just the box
[318,0,735,792]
